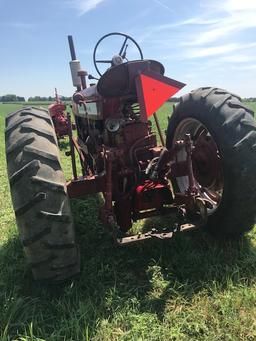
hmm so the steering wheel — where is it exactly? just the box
[93,32,144,76]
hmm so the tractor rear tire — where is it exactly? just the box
[5,107,80,281]
[166,87,256,237]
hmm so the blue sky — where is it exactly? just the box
[0,0,256,98]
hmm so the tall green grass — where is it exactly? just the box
[0,102,256,340]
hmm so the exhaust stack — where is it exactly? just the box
[68,35,82,90]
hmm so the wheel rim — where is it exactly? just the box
[172,118,224,214]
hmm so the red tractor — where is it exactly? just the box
[48,88,70,139]
[5,32,256,281]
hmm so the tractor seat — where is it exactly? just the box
[97,60,165,98]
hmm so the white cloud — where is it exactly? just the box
[223,0,256,11]
[0,22,34,29]
[187,43,239,58]
[218,54,256,63]
[136,1,256,47]
[185,42,256,58]
[136,16,221,42]
[183,12,256,46]
[129,0,256,97]
[231,64,256,71]
[153,0,174,13]
[68,0,105,15]
[180,0,256,46]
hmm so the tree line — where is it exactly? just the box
[0,94,25,102]
[27,96,72,102]
[0,94,72,102]
[1,94,256,103]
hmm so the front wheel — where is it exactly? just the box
[166,87,256,237]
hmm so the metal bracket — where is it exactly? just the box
[116,222,199,246]
[117,230,174,245]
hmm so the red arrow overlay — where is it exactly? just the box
[136,71,186,119]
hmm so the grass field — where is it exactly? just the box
[0,101,256,341]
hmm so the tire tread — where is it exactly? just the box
[5,106,80,281]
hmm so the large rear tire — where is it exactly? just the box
[5,107,80,281]
[166,87,256,237]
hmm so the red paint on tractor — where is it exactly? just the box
[133,180,173,214]
[66,33,214,243]
[48,88,71,138]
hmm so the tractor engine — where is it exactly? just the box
[73,91,165,231]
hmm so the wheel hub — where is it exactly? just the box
[192,131,221,188]
[172,117,224,213]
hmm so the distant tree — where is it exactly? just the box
[27,95,71,102]
[0,94,26,102]
[34,96,42,101]
[16,96,25,102]
[28,96,47,101]
[59,96,72,101]
[28,96,54,102]
[1,94,17,102]
[243,97,256,102]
